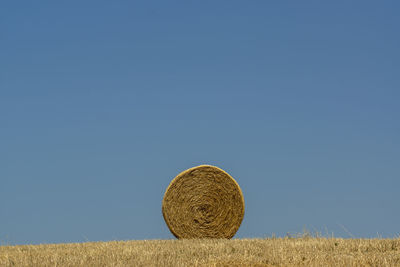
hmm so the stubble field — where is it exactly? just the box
[1,237,399,266]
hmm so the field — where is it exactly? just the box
[1,237,400,267]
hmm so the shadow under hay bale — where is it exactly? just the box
[162,165,245,239]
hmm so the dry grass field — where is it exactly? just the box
[1,237,399,266]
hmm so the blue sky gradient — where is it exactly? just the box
[1,1,399,244]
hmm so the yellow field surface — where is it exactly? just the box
[1,238,399,266]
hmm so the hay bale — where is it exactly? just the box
[162,165,245,239]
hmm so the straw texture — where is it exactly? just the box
[162,165,245,239]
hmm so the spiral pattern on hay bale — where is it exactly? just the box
[162,165,245,239]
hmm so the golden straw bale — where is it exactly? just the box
[162,165,245,239]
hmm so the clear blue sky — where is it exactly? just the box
[1,1,399,245]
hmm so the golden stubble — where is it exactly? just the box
[1,238,399,267]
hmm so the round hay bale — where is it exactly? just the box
[162,165,245,239]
